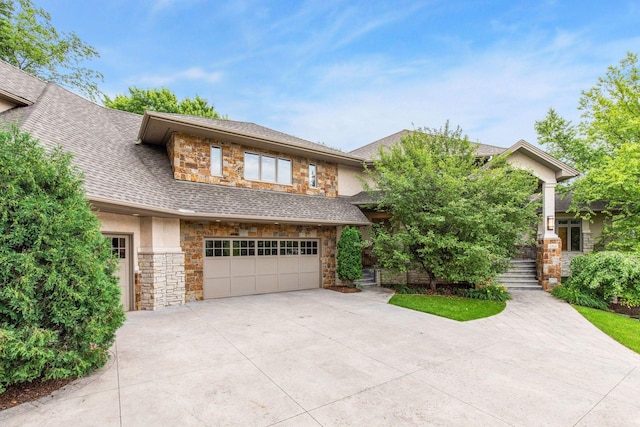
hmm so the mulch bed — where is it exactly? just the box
[0,377,76,411]
[326,286,361,293]
[609,303,640,318]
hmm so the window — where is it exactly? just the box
[257,240,278,256]
[280,240,299,255]
[300,240,318,255]
[557,219,582,252]
[210,146,222,175]
[111,237,126,259]
[277,158,292,184]
[309,164,317,188]
[205,240,230,257]
[232,240,255,256]
[244,153,292,184]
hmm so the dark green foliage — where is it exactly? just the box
[0,126,125,392]
[336,226,363,285]
[366,122,539,289]
[459,284,512,302]
[551,285,609,310]
[567,251,640,307]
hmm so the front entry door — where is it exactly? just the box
[105,234,132,311]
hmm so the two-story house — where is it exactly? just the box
[0,59,591,311]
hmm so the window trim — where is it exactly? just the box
[210,145,222,176]
[243,152,292,185]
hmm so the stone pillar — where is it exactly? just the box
[536,182,562,290]
[138,217,186,310]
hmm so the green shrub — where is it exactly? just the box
[551,285,609,310]
[569,251,640,307]
[459,284,512,302]
[336,226,364,285]
[0,127,126,392]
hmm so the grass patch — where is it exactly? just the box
[389,294,506,321]
[573,305,640,354]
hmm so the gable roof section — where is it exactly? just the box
[507,139,579,182]
[0,63,369,225]
[349,129,507,160]
[139,111,365,166]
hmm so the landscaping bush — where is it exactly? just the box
[336,226,364,286]
[458,283,512,302]
[568,251,640,307]
[550,285,609,310]
[0,127,126,392]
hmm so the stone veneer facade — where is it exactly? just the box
[536,237,562,291]
[137,252,185,310]
[168,133,338,197]
[181,221,337,301]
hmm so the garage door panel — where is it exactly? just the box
[299,272,320,289]
[279,273,300,291]
[256,275,278,293]
[231,276,256,295]
[299,257,319,273]
[204,259,231,279]
[257,258,278,275]
[231,258,256,276]
[278,258,299,274]
[204,277,231,299]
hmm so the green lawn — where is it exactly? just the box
[388,294,506,321]
[573,305,640,354]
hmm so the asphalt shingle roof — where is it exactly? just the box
[0,61,47,103]
[349,129,507,160]
[0,63,368,225]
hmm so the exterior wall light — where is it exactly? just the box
[547,216,555,230]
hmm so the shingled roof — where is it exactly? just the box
[0,61,369,225]
[349,129,507,160]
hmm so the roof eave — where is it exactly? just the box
[138,112,365,167]
[507,139,580,181]
[89,195,371,226]
[0,88,33,106]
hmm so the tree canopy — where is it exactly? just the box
[103,87,225,119]
[535,52,640,251]
[365,123,539,289]
[0,0,103,100]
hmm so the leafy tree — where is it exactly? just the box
[336,226,364,286]
[535,52,640,251]
[103,87,225,119]
[0,126,125,392]
[365,122,539,290]
[0,0,103,100]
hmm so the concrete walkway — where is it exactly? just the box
[2,288,640,426]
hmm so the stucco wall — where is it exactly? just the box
[507,152,557,183]
[338,164,369,196]
[168,133,338,197]
[181,221,337,301]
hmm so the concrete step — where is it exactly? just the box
[507,283,543,290]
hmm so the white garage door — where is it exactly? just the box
[203,238,321,298]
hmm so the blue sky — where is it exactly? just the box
[39,0,639,151]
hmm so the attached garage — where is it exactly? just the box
[203,238,320,298]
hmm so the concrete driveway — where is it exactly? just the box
[2,288,640,426]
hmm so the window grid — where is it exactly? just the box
[111,237,126,259]
[206,239,319,257]
[557,219,582,252]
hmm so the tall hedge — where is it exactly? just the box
[336,226,363,285]
[0,126,125,392]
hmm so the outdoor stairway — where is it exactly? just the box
[497,259,542,291]
[354,269,377,287]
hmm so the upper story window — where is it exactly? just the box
[557,219,582,252]
[210,145,222,176]
[244,152,292,184]
[309,164,317,188]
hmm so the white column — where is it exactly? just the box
[542,182,558,239]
